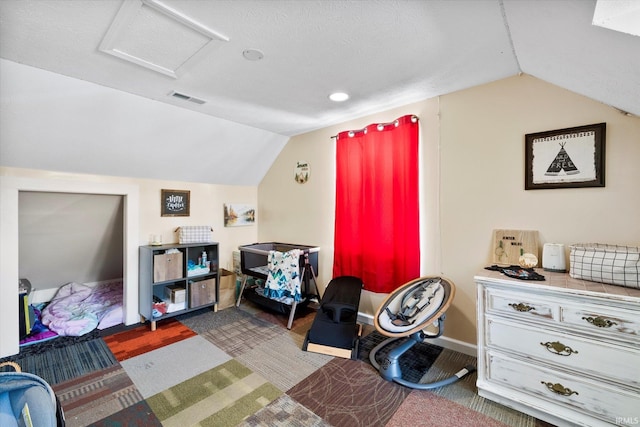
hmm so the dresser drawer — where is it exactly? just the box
[486,317,640,388]
[486,351,640,424]
[561,303,640,341]
[485,288,558,322]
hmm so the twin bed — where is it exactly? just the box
[20,280,123,346]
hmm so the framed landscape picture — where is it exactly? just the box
[525,123,606,190]
[224,203,255,227]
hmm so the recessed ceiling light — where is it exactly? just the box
[329,92,349,102]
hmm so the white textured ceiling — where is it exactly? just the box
[2,0,637,138]
[0,0,638,186]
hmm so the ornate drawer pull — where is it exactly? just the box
[582,316,617,328]
[540,341,578,356]
[541,381,579,396]
[508,303,534,312]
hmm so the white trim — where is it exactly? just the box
[30,278,124,305]
[0,176,139,358]
[142,0,230,42]
[99,0,229,79]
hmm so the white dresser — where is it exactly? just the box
[475,270,640,427]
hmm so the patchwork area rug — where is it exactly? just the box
[146,359,282,427]
[87,400,161,427]
[176,306,255,334]
[104,318,196,361]
[121,335,231,398]
[287,357,411,427]
[1,337,117,386]
[238,394,332,427]
[6,304,549,427]
[386,389,513,427]
[199,315,282,357]
[53,364,143,427]
[236,329,333,392]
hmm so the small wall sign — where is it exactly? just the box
[295,161,310,184]
[161,189,190,217]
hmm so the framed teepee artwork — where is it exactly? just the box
[525,122,606,190]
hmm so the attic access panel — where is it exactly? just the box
[99,0,229,78]
[525,123,606,190]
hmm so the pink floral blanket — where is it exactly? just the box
[41,281,123,336]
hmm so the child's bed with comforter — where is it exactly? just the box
[21,280,123,345]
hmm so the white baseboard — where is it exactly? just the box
[30,278,123,305]
[357,312,477,357]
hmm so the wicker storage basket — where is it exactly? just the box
[569,243,640,289]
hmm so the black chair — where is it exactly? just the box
[302,276,363,359]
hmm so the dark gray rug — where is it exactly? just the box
[2,337,117,385]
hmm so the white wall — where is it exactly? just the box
[258,74,640,345]
[0,59,289,186]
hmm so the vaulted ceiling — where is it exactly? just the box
[1,0,638,184]
[2,0,639,135]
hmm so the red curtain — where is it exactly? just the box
[333,114,420,293]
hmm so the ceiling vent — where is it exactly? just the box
[99,0,229,78]
[168,91,206,105]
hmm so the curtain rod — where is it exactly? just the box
[330,115,418,139]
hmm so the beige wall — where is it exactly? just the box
[258,98,441,317]
[258,74,640,345]
[2,74,638,355]
[1,167,258,271]
[1,166,259,357]
[19,192,124,291]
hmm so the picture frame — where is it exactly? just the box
[224,203,255,227]
[525,123,606,190]
[161,189,190,217]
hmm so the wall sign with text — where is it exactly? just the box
[161,189,190,217]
